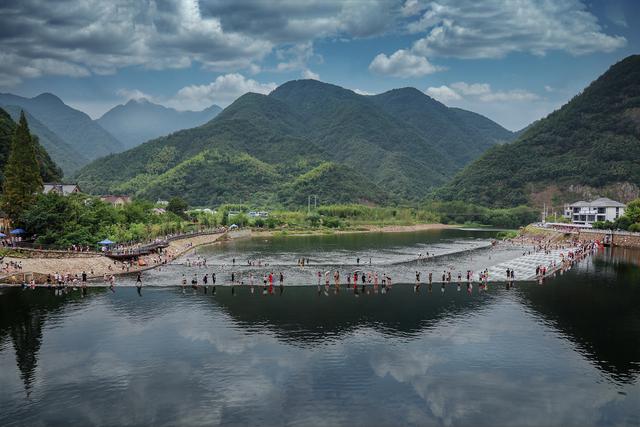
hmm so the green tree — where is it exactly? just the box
[624,199,640,224]
[166,196,188,218]
[2,111,43,220]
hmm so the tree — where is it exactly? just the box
[2,111,43,220]
[166,196,188,218]
[624,199,640,224]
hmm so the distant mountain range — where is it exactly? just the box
[0,93,124,163]
[438,54,640,207]
[2,106,88,176]
[0,93,222,176]
[75,79,516,206]
[0,107,62,186]
[97,99,221,149]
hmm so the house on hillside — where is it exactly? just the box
[100,195,132,206]
[0,210,10,234]
[563,197,626,225]
[43,183,81,196]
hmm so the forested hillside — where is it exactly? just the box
[438,55,640,207]
[76,80,514,206]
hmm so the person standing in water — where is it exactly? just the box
[136,272,143,296]
[279,271,284,295]
[415,271,421,292]
[203,273,208,294]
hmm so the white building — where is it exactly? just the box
[564,197,626,225]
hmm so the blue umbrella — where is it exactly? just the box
[98,239,115,245]
[0,232,6,238]
[10,228,26,235]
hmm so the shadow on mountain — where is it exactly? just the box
[516,247,640,384]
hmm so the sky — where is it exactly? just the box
[0,0,638,131]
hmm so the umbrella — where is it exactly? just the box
[98,239,115,245]
[0,232,6,238]
[10,228,26,235]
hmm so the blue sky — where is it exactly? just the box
[1,0,638,130]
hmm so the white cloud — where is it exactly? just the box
[426,82,538,104]
[167,73,277,110]
[274,42,320,73]
[478,89,539,102]
[544,85,554,93]
[405,0,626,59]
[0,0,400,87]
[301,69,320,80]
[353,88,374,96]
[450,82,490,96]
[116,89,153,101]
[425,85,461,102]
[369,49,441,78]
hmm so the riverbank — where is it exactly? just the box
[0,231,227,285]
[249,223,456,238]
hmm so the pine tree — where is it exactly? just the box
[1,111,43,220]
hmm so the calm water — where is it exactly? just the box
[1,231,639,426]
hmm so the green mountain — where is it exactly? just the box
[2,106,88,176]
[0,107,62,186]
[0,92,124,162]
[370,88,514,164]
[75,80,513,206]
[97,98,222,149]
[438,55,640,208]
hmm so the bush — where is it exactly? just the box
[628,223,640,232]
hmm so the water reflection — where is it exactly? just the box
[516,248,640,384]
[0,244,639,426]
[0,287,105,397]
[210,285,494,345]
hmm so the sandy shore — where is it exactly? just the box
[0,232,226,284]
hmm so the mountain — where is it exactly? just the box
[0,107,62,186]
[2,106,88,176]
[438,55,640,208]
[369,88,515,164]
[0,93,124,162]
[75,80,513,206]
[97,99,222,149]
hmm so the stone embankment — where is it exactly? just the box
[576,229,640,248]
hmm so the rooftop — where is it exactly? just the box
[569,197,626,208]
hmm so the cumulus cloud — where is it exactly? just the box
[426,81,539,104]
[301,69,320,80]
[425,85,461,102]
[404,0,626,58]
[0,0,400,87]
[369,49,442,78]
[369,0,626,79]
[167,73,277,110]
[274,42,321,73]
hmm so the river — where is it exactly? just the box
[0,229,638,426]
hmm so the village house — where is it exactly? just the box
[43,183,81,195]
[563,197,626,225]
